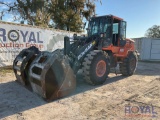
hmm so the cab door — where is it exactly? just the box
[119,21,127,46]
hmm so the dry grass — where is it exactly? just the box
[0,67,13,75]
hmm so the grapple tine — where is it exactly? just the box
[28,50,76,101]
[13,46,40,87]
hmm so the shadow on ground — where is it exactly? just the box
[1,61,159,119]
[0,81,45,119]
[0,74,126,119]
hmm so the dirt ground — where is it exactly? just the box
[0,61,160,120]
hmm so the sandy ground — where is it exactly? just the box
[0,61,160,120]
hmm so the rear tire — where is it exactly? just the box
[82,50,110,85]
[119,52,138,76]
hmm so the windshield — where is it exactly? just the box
[88,17,111,36]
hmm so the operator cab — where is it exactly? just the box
[112,15,127,46]
[87,15,127,47]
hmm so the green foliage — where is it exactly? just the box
[16,0,51,27]
[50,0,98,32]
[0,0,101,32]
[0,0,51,27]
[145,25,160,38]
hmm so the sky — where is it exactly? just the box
[0,0,160,38]
[95,0,160,38]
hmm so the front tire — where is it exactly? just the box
[82,50,110,85]
[119,52,138,76]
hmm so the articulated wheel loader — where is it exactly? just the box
[13,15,138,101]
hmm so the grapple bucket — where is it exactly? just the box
[28,50,76,101]
[13,46,40,87]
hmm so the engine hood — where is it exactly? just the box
[126,38,135,43]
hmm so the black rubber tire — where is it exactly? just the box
[119,52,138,76]
[82,50,110,85]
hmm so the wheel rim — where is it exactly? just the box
[96,60,106,77]
[130,58,136,71]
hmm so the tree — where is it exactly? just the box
[16,0,51,27]
[49,0,100,32]
[0,0,101,32]
[145,25,160,38]
[0,0,52,27]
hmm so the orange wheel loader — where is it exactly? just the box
[13,15,139,101]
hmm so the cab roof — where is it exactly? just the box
[91,14,123,21]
